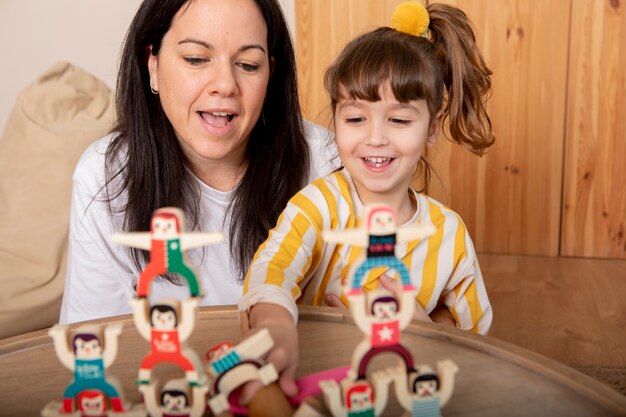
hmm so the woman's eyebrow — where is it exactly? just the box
[178,38,266,54]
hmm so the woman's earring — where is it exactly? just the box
[150,85,159,95]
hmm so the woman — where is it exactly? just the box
[60,0,336,324]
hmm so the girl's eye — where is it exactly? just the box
[237,63,260,72]
[390,118,411,125]
[183,57,208,65]
[345,117,365,124]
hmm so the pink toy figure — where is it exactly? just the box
[112,207,223,298]
[138,378,208,417]
[130,297,205,386]
[47,324,126,414]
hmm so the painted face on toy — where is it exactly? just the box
[368,208,396,235]
[163,392,188,411]
[415,379,438,398]
[151,309,177,330]
[79,392,105,415]
[152,217,179,240]
[347,387,374,411]
[74,338,102,359]
[372,301,397,320]
[208,342,233,361]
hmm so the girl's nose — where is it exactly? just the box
[365,121,389,146]
[207,60,238,97]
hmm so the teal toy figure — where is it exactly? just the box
[42,324,146,416]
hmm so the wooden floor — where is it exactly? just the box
[478,254,626,368]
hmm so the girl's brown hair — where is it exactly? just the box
[324,3,494,187]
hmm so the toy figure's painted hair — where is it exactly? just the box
[371,296,399,314]
[72,333,99,353]
[150,304,178,326]
[161,389,188,408]
[77,390,107,412]
[345,381,374,409]
[412,372,440,392]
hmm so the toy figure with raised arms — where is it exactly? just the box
[111,207,223,298]
[138,378,208,417]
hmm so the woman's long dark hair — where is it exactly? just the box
[106,0,310,280]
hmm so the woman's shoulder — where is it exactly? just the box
[303,120,339,181]
[72,133,125,198]
[74,133,116,177]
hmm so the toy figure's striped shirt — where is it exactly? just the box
[242,170,492,335]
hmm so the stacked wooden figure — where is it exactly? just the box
[316,204,459,417]
[42,204,460,417]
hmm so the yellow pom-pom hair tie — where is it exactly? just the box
[390,1,430,40]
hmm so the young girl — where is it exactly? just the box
[239,1,494,397]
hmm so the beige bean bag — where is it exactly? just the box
[0,61,114,339]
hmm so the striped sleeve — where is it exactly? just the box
[442,215,492,334]
[240,178,332,322]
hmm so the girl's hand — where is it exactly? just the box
[379,273,456,326]
[325,274,456,326]
[240,303,299,403]
[378,274,431,321]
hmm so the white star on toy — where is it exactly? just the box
[162,333,169,341]
[170,242,178,250]
[378,325,394,342]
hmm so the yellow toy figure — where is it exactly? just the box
[112,207,222,298]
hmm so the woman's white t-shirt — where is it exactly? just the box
[60,121,336,324]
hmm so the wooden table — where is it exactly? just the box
[1,306,625,416]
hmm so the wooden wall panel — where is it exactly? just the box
[425,0,570,256]
[561,0,626,258]
[295,0,406,126]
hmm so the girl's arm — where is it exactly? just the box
[240,303,299,402]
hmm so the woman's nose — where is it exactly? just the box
[207,61,238,96]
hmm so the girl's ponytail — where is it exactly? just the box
[427,3,494,155]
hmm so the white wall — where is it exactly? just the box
[0,0,295,133]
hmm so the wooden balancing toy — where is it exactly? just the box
[42,204,460,416]
[42,323,145,416]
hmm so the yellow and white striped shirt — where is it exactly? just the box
[241,169,492,334]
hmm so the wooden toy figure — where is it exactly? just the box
[204,329,281,416]
[391,360,459,417]
[43,324,145,416]
[319,371,391,417]
[111,207,223,298]
[322,204,435,295]
[349,287,417,381]
[130,297,205,386]
[323,204,434,380]
[138,378,208,417]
